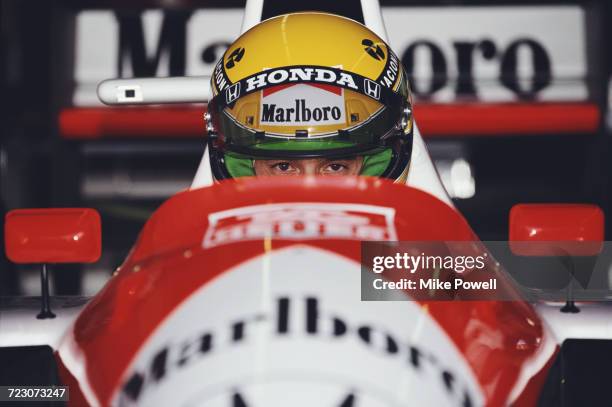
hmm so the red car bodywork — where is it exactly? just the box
[55,177,555,406]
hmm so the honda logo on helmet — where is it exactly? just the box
[226,83,241,104]
[364,79,381,100]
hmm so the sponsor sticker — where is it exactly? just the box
[225,82,241,104]
[363,79,381,100]
[259,84,346,126]
[202,203,398,248]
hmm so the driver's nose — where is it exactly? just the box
[297,160,320,176]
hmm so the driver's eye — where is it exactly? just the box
[322,162,348,174]
[273,162,293,172]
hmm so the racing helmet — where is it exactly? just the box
[206,12,413,181]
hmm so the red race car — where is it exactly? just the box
[2,1,610,406]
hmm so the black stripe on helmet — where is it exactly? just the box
[211,65,404,110]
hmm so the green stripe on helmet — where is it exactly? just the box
[251,140,356,151]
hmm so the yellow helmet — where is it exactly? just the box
[206,12,413,181]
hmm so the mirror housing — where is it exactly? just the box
[509,204,604,256]
[5,208,101,264]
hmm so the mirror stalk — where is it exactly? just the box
[36,264,56,319]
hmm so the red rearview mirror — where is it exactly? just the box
[509,204,604,256]
[5,208,102,264]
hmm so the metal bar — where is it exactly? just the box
[37,264,56,320]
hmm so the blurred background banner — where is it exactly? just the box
[72,5,587,104]
[1,0,611,296]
